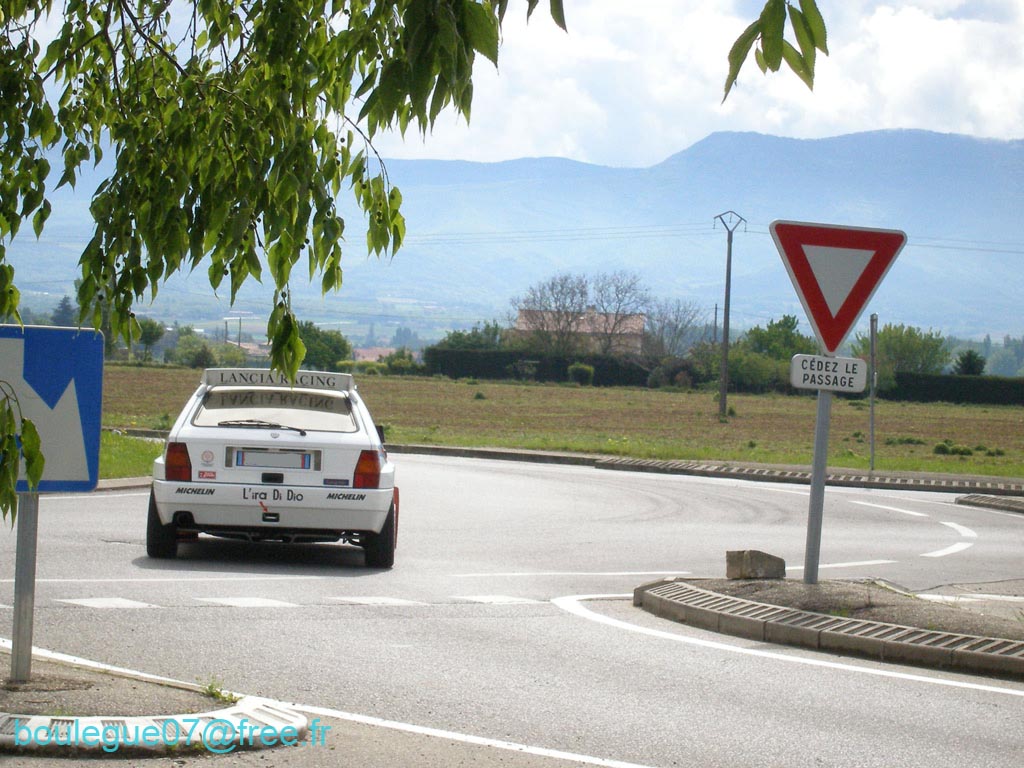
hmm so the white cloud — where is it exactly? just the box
[372,1,1024,166]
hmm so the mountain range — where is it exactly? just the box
[9,129,1023,343]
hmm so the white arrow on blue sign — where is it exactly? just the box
[0,325,104,492]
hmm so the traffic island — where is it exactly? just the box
[634,577,1024,679]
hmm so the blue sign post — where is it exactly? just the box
[1,325,104,681]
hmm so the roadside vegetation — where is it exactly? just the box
[101,366,1024,479]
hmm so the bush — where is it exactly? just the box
[728,349,785,394]
[355,361,385,375]
[647,357,704,389]
[890,372,1024,405]
[568,363,595,386]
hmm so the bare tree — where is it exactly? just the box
[644,299,707,358]
[589,272,651,356]
[511,273,590,356]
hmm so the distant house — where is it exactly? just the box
[514,308,645,356]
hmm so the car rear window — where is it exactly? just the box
[193,387,359,433]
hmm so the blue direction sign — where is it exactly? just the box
[0,325,104,492]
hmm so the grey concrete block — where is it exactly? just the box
[726,550,786,579]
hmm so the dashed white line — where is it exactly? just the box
[194,597,300,608]
[921,542,975,558]
[329,597,428,606]
[54,598,155,609]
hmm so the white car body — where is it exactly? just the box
[149,368,398,567]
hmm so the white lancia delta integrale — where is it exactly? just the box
[149,368,398,567]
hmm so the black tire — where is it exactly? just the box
[146,490,178,559]
[363,505,396,569]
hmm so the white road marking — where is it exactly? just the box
[851,501,929,517]
[940,521,978,538]
[786,559,897,571]
[921,542,975,558]
[552,594,1024,699]
[0,575,328,584]
[329,597,428,606]
[454,571,689,578]
[0,638,662,768]
[54,598,155,609]
[194,597,299,608]
[966,594,1024,603]
[455,595,543,605]
[295,704,661,768]
[916,594,983,604]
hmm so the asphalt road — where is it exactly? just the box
[2,455,1023,767]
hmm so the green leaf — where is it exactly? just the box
[32,199,51,238]
[723,20,760,100]
[800,0,829,54]
[461,0,499,66]
[22,420,47,486]
[781,41,814,90]
[549,0,567,31]
[788,5,816,72]
[759,0,787,72]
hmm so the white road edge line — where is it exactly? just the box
[786,560,897,571]
[851,501,930,518]
[939,521,978,538]
[454,571,689,578]
[921,542,975,558]
[293,704,660,768]
[550,594,1024,699]
[0,638,662,768]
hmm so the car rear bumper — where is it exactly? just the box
[152,479,394,534]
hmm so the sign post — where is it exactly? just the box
[770,222,906,584]
[2,326,104,682]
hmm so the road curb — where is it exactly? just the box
[0,645,308,756]
[634,578,1024,679]
[0,696,307,755]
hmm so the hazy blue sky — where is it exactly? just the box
[375,1,1024,166]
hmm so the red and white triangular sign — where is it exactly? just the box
[770,220,907,354]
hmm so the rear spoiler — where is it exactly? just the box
[202,368,355,393]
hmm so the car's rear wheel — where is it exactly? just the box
[363,504,396,569]
[146,490,178,559]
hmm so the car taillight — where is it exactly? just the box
[353,450,382,489]
[165,442,192,482]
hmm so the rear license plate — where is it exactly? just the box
[232,449,319,470]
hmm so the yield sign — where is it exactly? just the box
[770,220,907,354]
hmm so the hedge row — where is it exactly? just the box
[422,348,648,386]
[890,372,1024,405]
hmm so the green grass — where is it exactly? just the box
[99,431,163,479]
[99,366,1024,479]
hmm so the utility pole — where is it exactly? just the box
[714,211,745,419]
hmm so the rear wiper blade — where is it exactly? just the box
[216,419,306,436]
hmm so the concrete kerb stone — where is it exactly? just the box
[634,578,1024,679]
[0,697,307,755]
